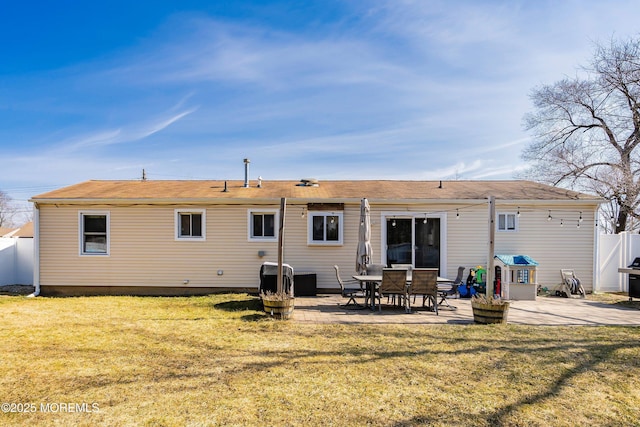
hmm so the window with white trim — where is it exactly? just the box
[79,211,109,255]
[175,209,206,240]
[308,212,343,245]
[248,210,277,241]
[497,212,518,232]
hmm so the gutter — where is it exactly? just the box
[28,203,40,297]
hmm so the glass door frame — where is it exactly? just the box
[380,211,448,273]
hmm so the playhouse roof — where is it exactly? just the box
[494,254,539,266]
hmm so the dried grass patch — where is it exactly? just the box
[0,294,639,426]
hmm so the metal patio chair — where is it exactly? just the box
[334,265,365,308]
[438,266,463,309]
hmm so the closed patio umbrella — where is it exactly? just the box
[356,198,373,274]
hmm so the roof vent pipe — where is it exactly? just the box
[438,180,442,189]
[243,158,250,188]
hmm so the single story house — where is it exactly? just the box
[30,179,602,296]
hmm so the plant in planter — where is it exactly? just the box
[471,294,510,324]
[261,290,295,319]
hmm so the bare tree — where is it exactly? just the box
[0,190,15,228]
[521,37,640,233]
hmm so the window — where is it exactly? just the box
[79,211,109,255]
[308,212,343,245]
[175,209,206,240]
[248,210,278,241]
[497,213,517,232]
[516,269,530,284]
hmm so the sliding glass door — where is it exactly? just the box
[386,217,441,270]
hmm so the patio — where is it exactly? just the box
[292,294,640,326]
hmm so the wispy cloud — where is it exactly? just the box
[3,0,640,202]
[144,108,196,138]
[470,163,529,180]
[62,107,198,151]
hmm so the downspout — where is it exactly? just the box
[28,202,40,297]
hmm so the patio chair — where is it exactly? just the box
[364,263,385,307]
[409,268,439,315]
[391,264,413,270]
[365,263,385,275]
[440,266,464,304]
[379,268,409,313]
[438,266,464,309]
[334,265,366,308]
[560,269,586,298]
[388,264,413,304]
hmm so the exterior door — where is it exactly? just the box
[386,218,412,265]
[386,217,441,269]
[415,217,440,269]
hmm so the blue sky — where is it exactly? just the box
[1,0,639,218]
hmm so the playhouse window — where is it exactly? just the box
[516,269,529,284]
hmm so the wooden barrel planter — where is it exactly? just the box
[471,301,510,324]
[263,297,295,319]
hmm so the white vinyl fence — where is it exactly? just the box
[597,231,640,292]
[0,238,34,286]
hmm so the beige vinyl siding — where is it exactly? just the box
[40,205,222,287]
[447,203,595,291]
[39,203,367,291]
[446,204,491,279]
[37,201,598,293]
[281,203,363,292]
[492,204,595,292]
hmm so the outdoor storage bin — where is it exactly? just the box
[293,272,317,296]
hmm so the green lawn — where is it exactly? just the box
[1,294,639,426]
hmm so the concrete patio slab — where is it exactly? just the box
[291,294,640,326]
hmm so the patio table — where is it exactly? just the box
[352,274,456,311]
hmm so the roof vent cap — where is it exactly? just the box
[298,178,319,187]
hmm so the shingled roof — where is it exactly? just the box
[30,179,601,203]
